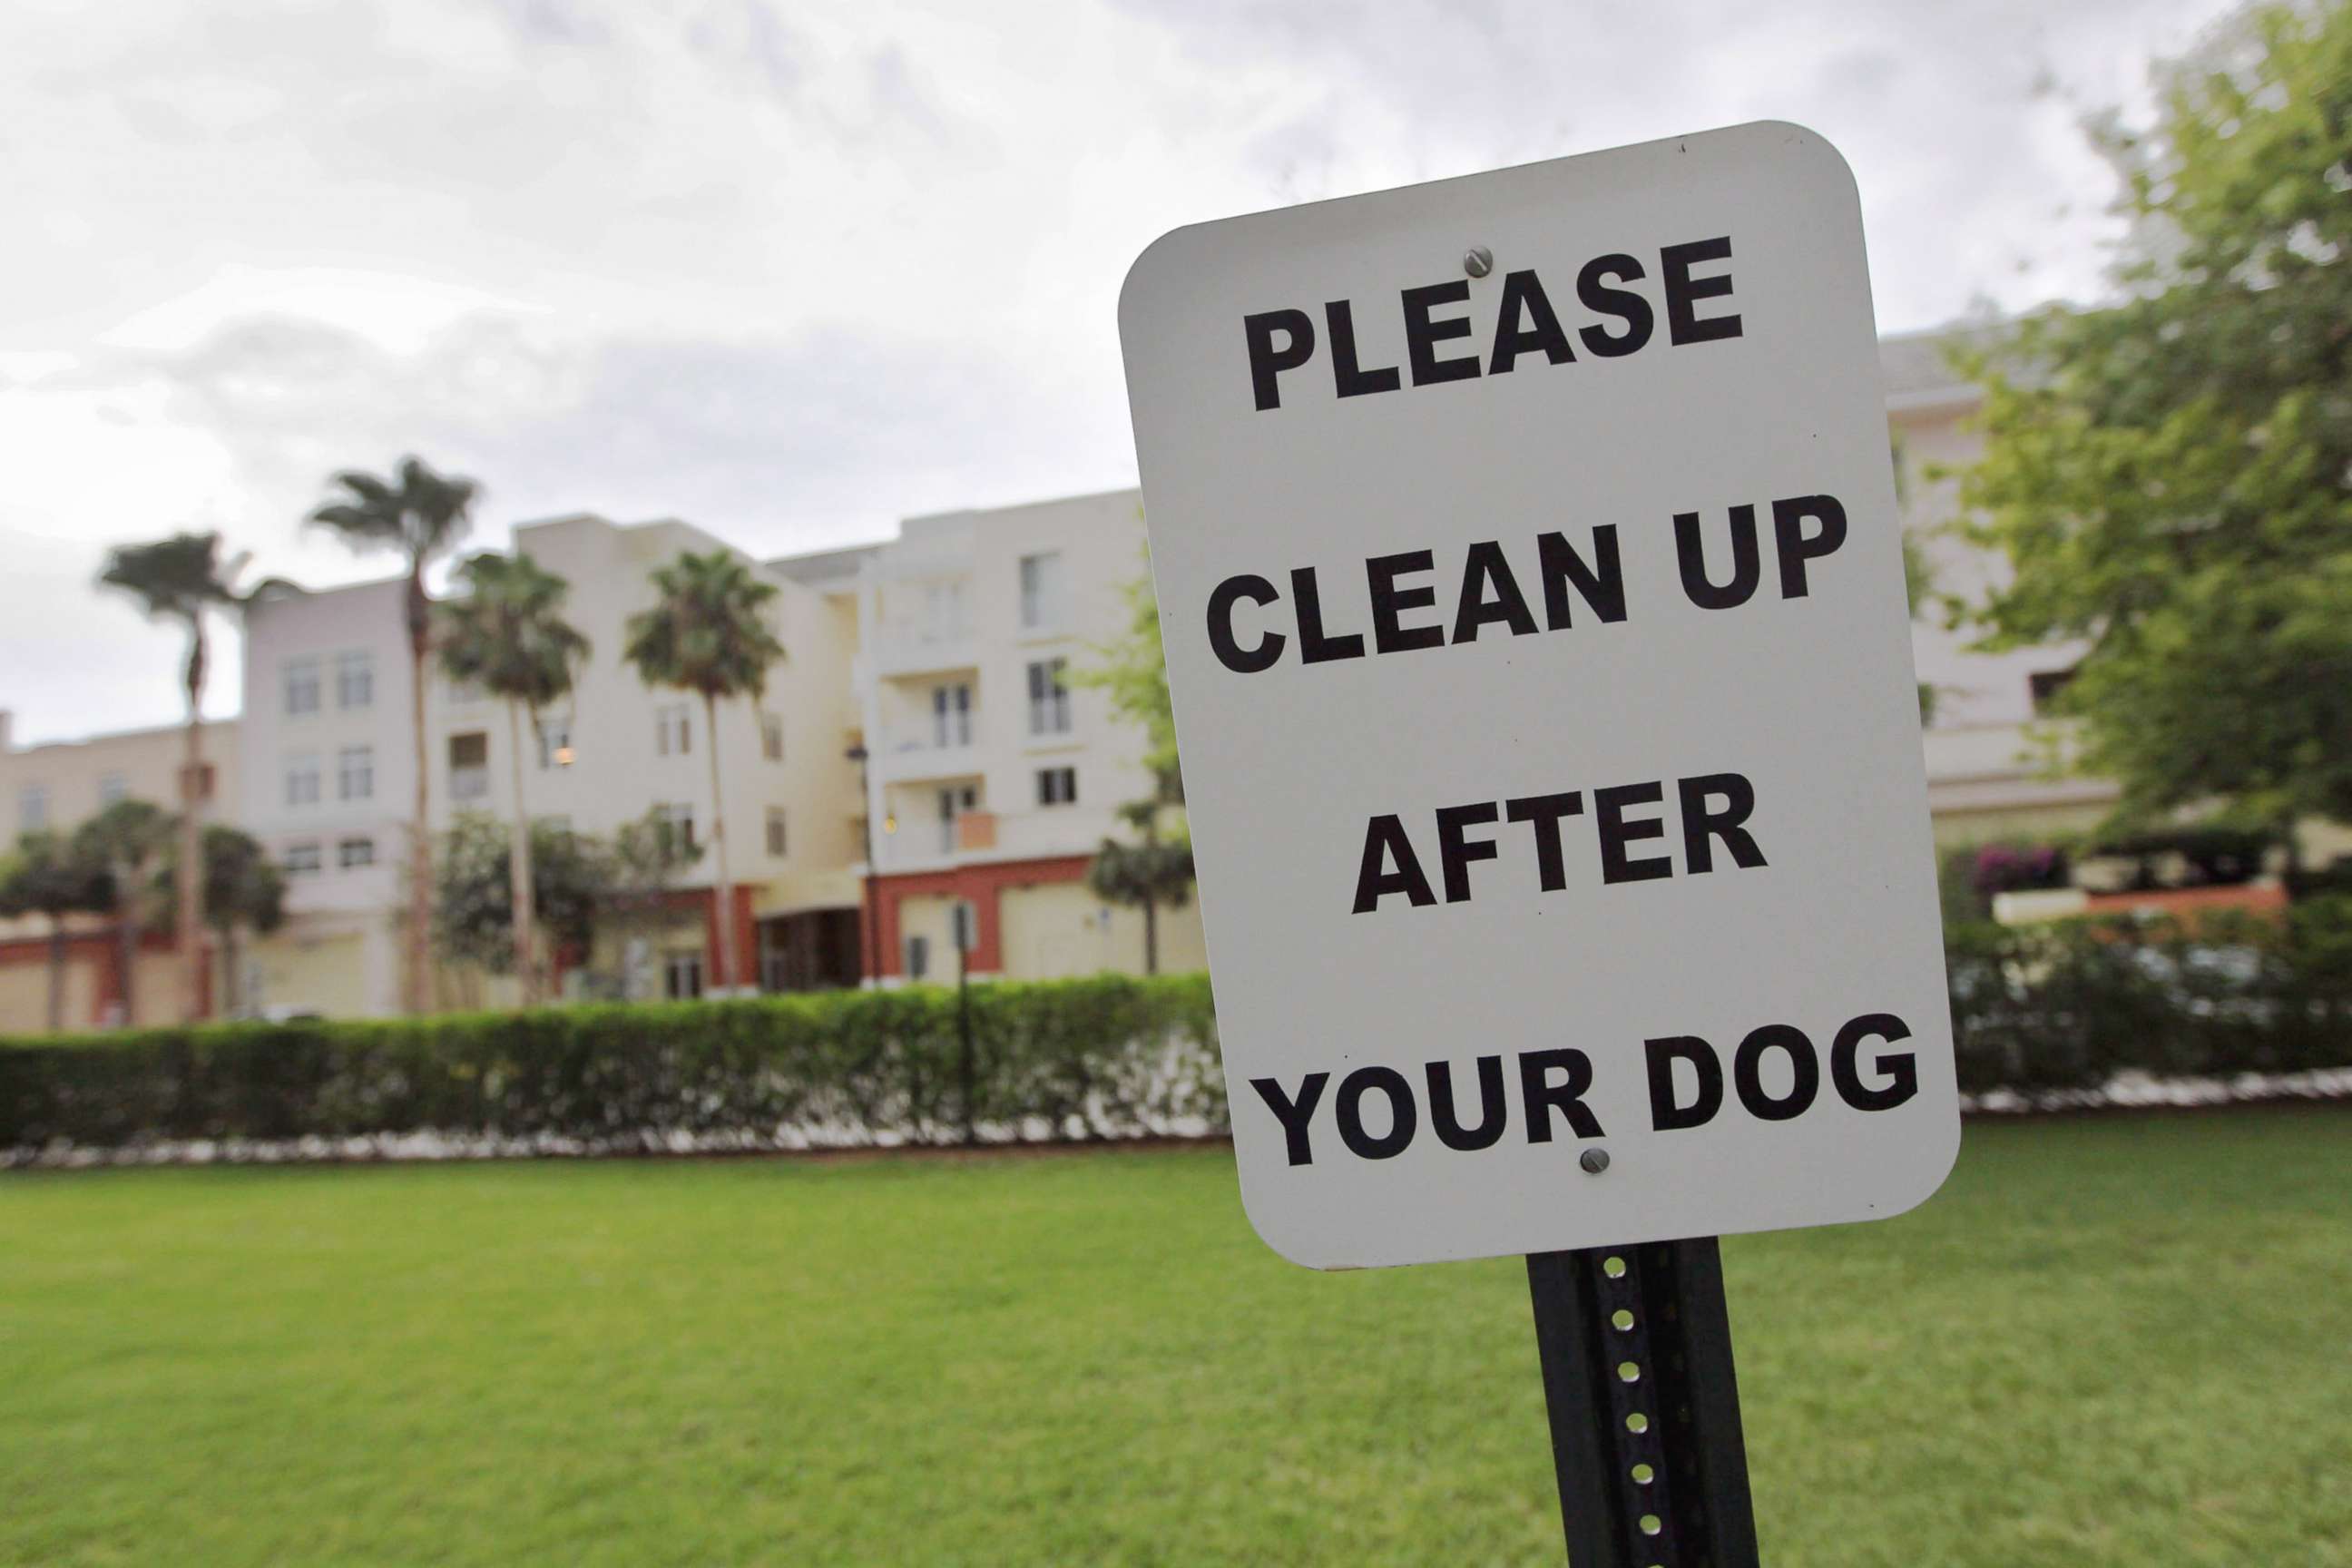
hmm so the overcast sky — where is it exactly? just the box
[2,0,2237,744]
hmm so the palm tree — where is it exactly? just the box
[71,799,173,1026]
[1086,767,1195,975]
[153,826,287,1018]
[97,532,247,1023]
[622,550,785,996]
[436,553,591,1003]
[307,456,479,1014]
[0,831,113,1032]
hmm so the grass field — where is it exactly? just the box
[3,1109,2349,1567]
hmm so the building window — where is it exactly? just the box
[538,718,573,770]
[336,650,374,710]
[97,772,129,808]
[1037,766,1078,807]
[1026,658,1071,736]
[761,712,784,762]
[931,681,973,747]
[284,657,321,717]
[1019,551,1065,631]
[655,702,692,757]
[904,934,930,982]
[656,802,696,855]
[285,753,322,808]
[766,807,789,858]
[936,783,977,854]
[449,731,489,801]
[2029,668,2078,715]
[18,785,48,832]
[338,744,375,802]
[337,836,376,870]
[283,841,323,876]
[664,950,704,1001]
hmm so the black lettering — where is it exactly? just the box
[1521,1048,1604,1141]
[1674,505,1762,610]
[1367,550,1445,653]
[1678,773,1768,875]
[1243,309,1317,412]
[1336,1066,1417,1159]
[1831,1014,1919,1112]
[1537,527,1627,626]
[1487,270,1575,375]
[1504,792,1585,891]
[1661,237,1741,345]
[1593,781,1672,884]
[1251,1073,1328,1166]
[1576,255,1653,358]
[1435,801,1501,904]
[1771,495,1848,599]
[1326,299,1401,398]
[1206,574,1285,673]
[1290,566,1365,663]
[1733,1024,1820,1122]
[1401,280,1481,386]
[1352,816,1436,913]
[1427,1056,1509,1152]
[1645,1037,1723,1131]
[1453,541,1539,642]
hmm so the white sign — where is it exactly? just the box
[1120,122,1957,1269]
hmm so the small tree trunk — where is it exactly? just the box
[222,923,242,1016]
[46,920,66,1033]
[507,701,537,1004]
[407,571,433,1014]
[117,896,139,1028]
[702,691,739,995]
[180,626,207,1023]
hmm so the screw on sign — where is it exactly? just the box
[1119,123,1957,1563]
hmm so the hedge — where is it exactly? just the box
[5,903,2352,1161]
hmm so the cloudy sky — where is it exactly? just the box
[3,0,2236,744]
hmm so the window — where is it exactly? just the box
[931,682,973,747]
[283,657,321,717]
[283,841,323,875]
[285,753,322,808]
[538,718,573,770]
[18,785,48,832]
[97,772,129,808]
[449,732,489,801]
[1026,658,1071,736]
[337,836,376,869]
[766,807,789,858]
[1037,766,1078,807]
[338,744,375,802]
[656,802,696,855]
[761,712,784,762]
[2029,668,2078,715]
[655,702,691,757]
[936,783,977,853]
[336,650,374,710]
[664,950,704,1001]
[904,934,930,982]
[1019,551,1065,631]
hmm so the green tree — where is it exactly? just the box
[1076,547,1180,781]
[96,531,246,1021]
[70,799,172,1027]
[432,813,610,983]
[1086,772,1194,975]
[621,550,784,995]
[1950,3,2352,846]
[601,805,707,999]
[436,553,591,1003]
[307,456,479,1012]
[0,831,112,1032]
[153,826,288,1017]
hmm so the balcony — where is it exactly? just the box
[869,804,1111,873]
[872,720,981,785]
[867,622,977,681]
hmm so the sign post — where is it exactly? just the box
[1120,121,1955,1560]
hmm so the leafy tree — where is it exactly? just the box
[621,550,784,995]
[1086,770,1195,975]
[70,799,172,1026]
[601,805,708,999]
[96,531,247,1021]
[0,831,112,1032]
[152,826,287,1017]
[432,813,610,982]
[436,553,591,1003]
[307,456,479,1011]
[1076,545,1180,782]
[1950,3,2352,847]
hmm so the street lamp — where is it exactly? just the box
[846,743,882,985]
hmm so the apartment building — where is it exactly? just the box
[0,710,240,1027]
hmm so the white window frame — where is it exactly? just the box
[338,744,375,802]
[664,949,704,1001]
[1026,658,1072,737]
[335,650,374,710]
[766,806,788,858]
[655,702,692,758]
[931,681,973,748]
[337,836,376,870]
[657,802,697,855]
[761,712,784,762]
[283,656,321,718]
[1018,551,1065,632]
[448,732,489,802]
[1037,766,1077,807]
[283,841,323,875]
[538,718,573,770]
[285,752,322,808]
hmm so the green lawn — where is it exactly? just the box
[3,1110,2348,1567]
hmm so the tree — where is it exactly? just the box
[153,826,287,1017]
[308,456,479,1013]
[1077,550,1196,973]
[96,531,246,1022]
[602,806,707,999]
[70,799,173,1026]
[621,550,784,995]
[436,553,591,1003]
[1075,545,1180,782]
[0,831,112,1032]
[432,813,610,984]
[1950,4,2352,846]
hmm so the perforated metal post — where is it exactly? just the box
[1526,1238,1759,1567]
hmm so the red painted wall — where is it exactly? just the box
[868,854,1093,977]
